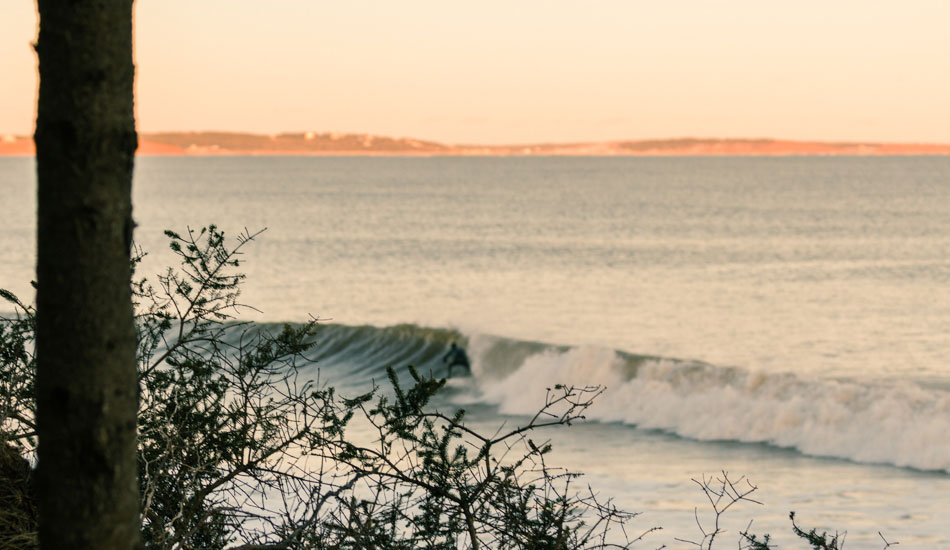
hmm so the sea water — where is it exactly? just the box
[1,155,948,547]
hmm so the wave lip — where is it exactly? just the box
[463,333,950,473]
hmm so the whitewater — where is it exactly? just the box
[1,155,949,546]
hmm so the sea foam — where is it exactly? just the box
[465,333,950,473]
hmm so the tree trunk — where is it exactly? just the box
[34,1,140,549]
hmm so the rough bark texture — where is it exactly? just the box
[34,1,140,549]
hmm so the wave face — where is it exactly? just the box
[293,323,950,473]
[287,323,463,388]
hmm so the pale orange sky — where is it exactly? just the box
[2,1,949,145]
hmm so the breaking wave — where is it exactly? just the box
[281,322,950,473]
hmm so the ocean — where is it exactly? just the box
[1,155,948,547]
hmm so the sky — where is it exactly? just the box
[2,1,950,145]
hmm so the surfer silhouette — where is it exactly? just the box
[442,342,470,377]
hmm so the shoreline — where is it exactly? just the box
[3,133,950,157]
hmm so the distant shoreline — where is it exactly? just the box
[3,132,950,157]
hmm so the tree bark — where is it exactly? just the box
[34,1,140,549]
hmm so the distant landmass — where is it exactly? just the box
[3,131,950,156]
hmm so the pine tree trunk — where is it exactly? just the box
[34,1,140,549]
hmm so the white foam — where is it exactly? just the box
[466,342,950,472]
[475,344,625,416]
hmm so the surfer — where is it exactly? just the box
[442,342,471,377]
